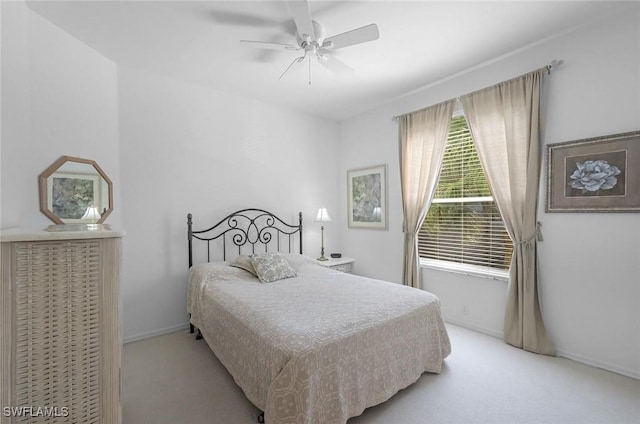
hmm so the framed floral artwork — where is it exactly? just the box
[347,164,387,229]
[546,131,640,212]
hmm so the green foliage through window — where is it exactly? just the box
[419,116,513,270]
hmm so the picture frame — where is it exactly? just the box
[47,172,101,222]
[347,164,388,229]
[546,131,640,213]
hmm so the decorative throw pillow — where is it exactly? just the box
[250,253,297,283]
[230,255,257,277]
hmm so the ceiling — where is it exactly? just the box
[26,1,631,121]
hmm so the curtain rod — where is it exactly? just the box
[391,59,563,122]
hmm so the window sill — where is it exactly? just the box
[420,258,509,282]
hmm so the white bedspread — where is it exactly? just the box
[188,255,451,424]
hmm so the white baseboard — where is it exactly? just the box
[123,323,190,344]
[444,317,504,339]
[445,318,639,381]
[555,348,640,380]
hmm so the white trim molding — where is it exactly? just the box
[124,323,190,344]
[421,258,509,281]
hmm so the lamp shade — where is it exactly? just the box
[81,205,101,222]
[314,207,332,223]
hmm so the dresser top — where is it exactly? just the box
[0,226,125,242]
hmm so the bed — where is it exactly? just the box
[187,209,451,424]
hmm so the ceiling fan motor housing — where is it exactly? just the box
[296,20,326,49]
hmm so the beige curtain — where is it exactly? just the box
[460,69,554,355]
[398,100,455,289]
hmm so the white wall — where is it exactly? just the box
[1,1,340,343]
[338,8,640,378]
[117,66,340,341]
[0,1,121,229]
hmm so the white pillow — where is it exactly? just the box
[281,253,319,270]
[250,253,297,283]
[229,254,257,276]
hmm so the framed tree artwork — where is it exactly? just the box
[48,172,101,222]
[347,164,388,229]
[546,131,640,212]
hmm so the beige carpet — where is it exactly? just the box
[123,324,639,424]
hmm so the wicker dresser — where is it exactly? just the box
[0,229,124,424]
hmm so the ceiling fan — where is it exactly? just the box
[240,0,379,85]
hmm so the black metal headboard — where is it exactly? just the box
[187,208,303,268]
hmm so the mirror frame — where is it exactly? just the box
[38,155,113,225]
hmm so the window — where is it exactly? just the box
[418,115,513,275]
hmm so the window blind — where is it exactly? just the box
[418,116,513,270]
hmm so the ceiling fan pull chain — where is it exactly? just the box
[279,56,304,81]
[309,58,312,86]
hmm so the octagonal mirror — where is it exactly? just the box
[38,156,113,225]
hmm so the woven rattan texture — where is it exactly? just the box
[14,241,101,423]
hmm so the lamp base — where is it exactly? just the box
[318,225,328,261]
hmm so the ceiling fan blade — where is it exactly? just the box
[318,54,354,74]
[323,23,379,50]
[288,0,315,41]
[240,40,298,50]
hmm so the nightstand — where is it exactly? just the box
[317,257,355,273]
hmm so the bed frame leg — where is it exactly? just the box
[196,329,203,340]
[257,412,264,423]
[190,323,194,334]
